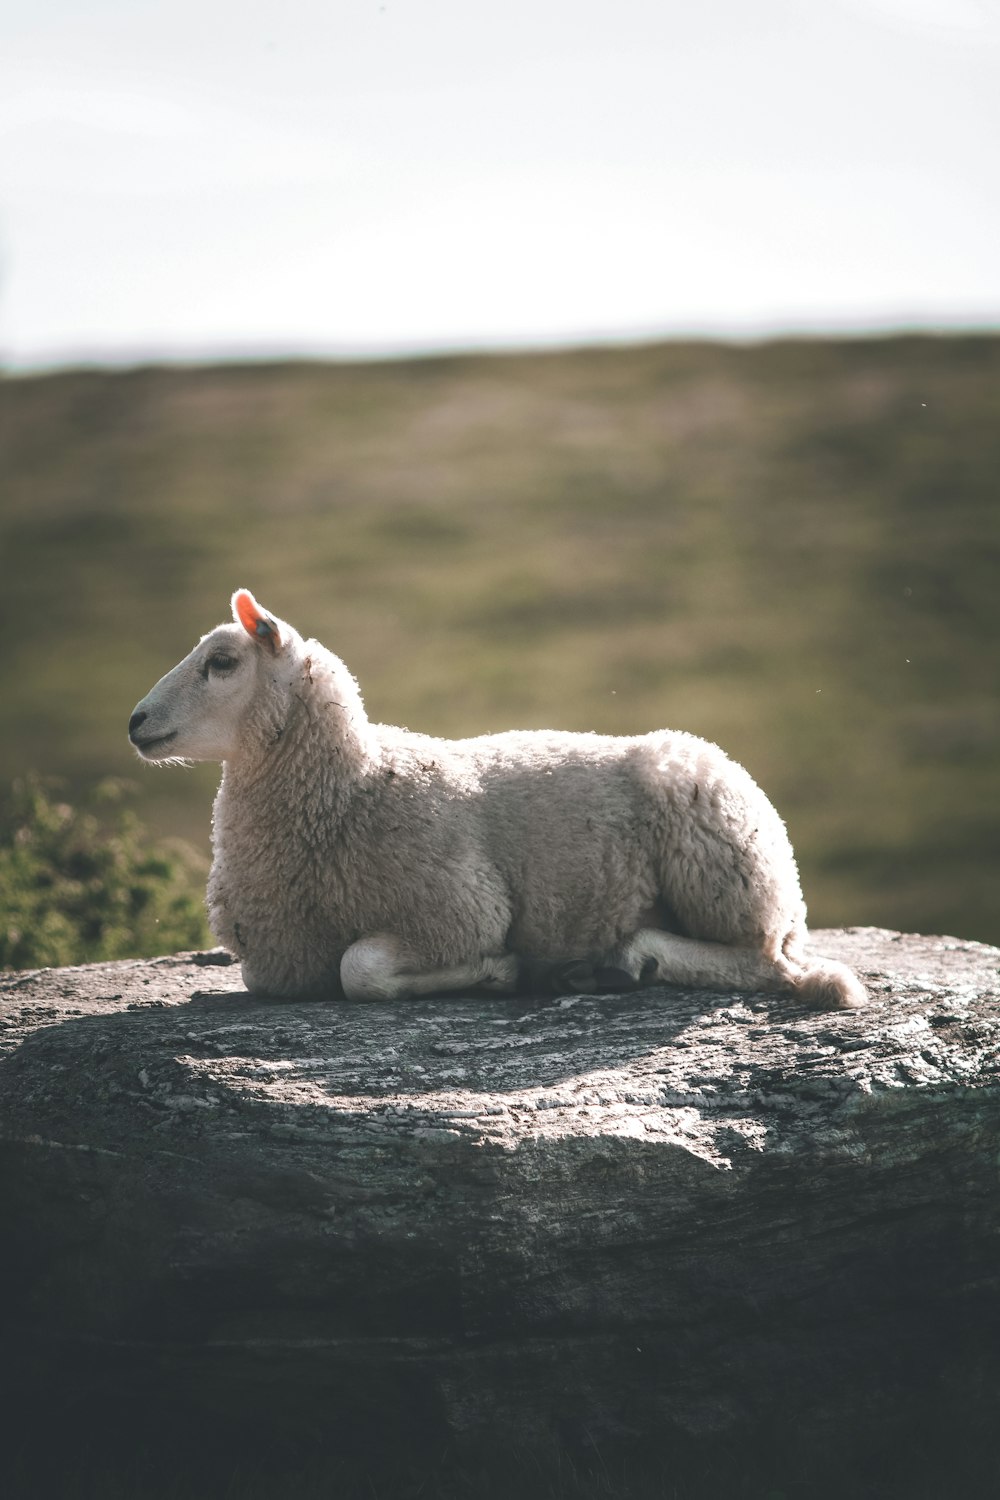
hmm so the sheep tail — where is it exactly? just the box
[779,933,868,1010]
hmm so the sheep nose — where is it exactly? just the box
[128,710,148,740]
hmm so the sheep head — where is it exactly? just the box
[128,590,303,764]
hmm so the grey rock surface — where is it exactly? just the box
[2,927,1000,1491]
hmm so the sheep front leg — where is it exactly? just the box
[340,934,518,1002]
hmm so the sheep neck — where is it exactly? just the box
[219,657,373,828]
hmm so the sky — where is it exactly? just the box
[2,0,999,369]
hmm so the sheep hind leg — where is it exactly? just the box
[607,928,866,1009]
[606,928,792,999]
[340,933,518,1002]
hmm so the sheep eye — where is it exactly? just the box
[204,653,238,676]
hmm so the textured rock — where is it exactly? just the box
[2,928,1000,1494]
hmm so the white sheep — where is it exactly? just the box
[128,589,867,1010]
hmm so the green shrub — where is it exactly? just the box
[0,776,211,970]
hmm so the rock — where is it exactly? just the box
[2,928,1000,1498]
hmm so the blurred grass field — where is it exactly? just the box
[2,334,998,948]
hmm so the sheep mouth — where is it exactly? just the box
[132,731,179,757]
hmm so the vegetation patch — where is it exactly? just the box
[0,776,210,970]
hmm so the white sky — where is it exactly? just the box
[2,0,998,368]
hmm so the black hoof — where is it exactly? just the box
[557,960,600,993]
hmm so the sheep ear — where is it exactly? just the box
[232,589,282,654]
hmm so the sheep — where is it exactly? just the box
[127,589,867,1010]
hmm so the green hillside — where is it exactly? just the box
[2,335,998,947]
